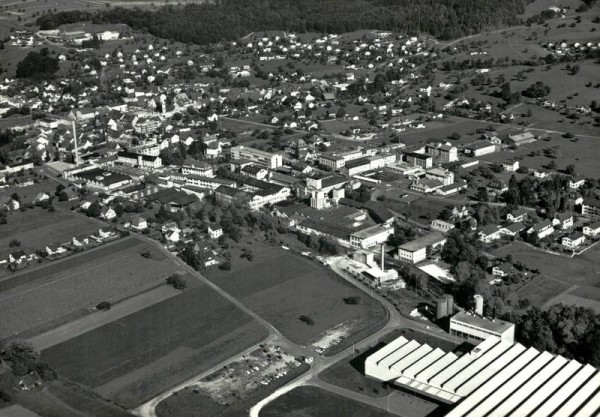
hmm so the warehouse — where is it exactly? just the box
[365,335,600,415]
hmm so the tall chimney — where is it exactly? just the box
[72,120,79,166]
[380,244,385,272]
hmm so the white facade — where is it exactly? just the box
[230,146,282,169]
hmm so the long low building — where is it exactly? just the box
[366,334,600,415]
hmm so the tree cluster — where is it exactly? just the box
[39,0,527,44]
[517,304,600,367]
[16,49,60,80]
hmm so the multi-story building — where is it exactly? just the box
[425,142,458,162]
[230,145,282,169]
[116,151,162,169]
[404,152,433,169]
[582,199,600,219]
[395,233,446,264]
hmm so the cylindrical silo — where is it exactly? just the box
[446,295,454,316]
[474,294,484,316]
[436,297,447,320]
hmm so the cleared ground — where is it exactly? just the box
[260,386,396,417]
[0,237,181,338]
[205,241,387,346]
[0,207,99,262]
[41,284,268,408]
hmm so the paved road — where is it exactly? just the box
[308,379,439,417]
[248,256,455,417]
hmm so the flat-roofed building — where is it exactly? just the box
[395,232,446,264]
[463,140,497,157]
[349,224,394,249]
[230,145,282,169]
[449,310,515,343]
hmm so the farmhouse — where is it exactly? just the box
[505,131,536,146]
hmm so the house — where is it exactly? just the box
[502,160,519,172]
[161,221,180,234]
[499,222,525,237]
[553,212,573,230]
[100,206,116,220]
[583,221,600,238]
[1,196,20,211]
[96,228,114,239]
[533,169,552,178]
[562,232,585,249]
[72,235,90,247]
[33,192,51,204]
[478,225,501,243]
[527,220,554,239]
[487,180,508,195]
[506,209,528,223]
[569,176,586,189]
[9,250,27,264]
[207,224,223,239]
[451,206,469,219]
[492,262,517,278]
[18,372,41,391]
[45,244,67,256]
[131,216,148,231]
[165,229,180,243]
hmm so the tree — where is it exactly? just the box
[87,201,101,217]
[16,48,59,79]
[522,81,551,98]
[299,315,314,325]
[166,274,187,290]
[1,341,40,376]
[565,164,576,176]
[335,107,345,118]
[9,239,21,247]
[96,301,111,311]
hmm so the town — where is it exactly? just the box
[0,0,599,416]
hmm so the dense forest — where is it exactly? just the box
[37,0,528,43]
[517,304,600,367]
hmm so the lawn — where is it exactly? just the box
[0,237,183,338]
[260,386,396,417]
[41,285,268,409]
[515,275,572,308]
[204,241,387,346]
[494,242,600,287]
[0,207,99,261]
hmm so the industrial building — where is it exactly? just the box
[365,334,600,416]
[449,311,515,343]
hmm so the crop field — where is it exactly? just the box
[0,207,99,262]
[42,284,268,408]
[261,386,396,417]
[0,237,182,338]
[205,241,386,346]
